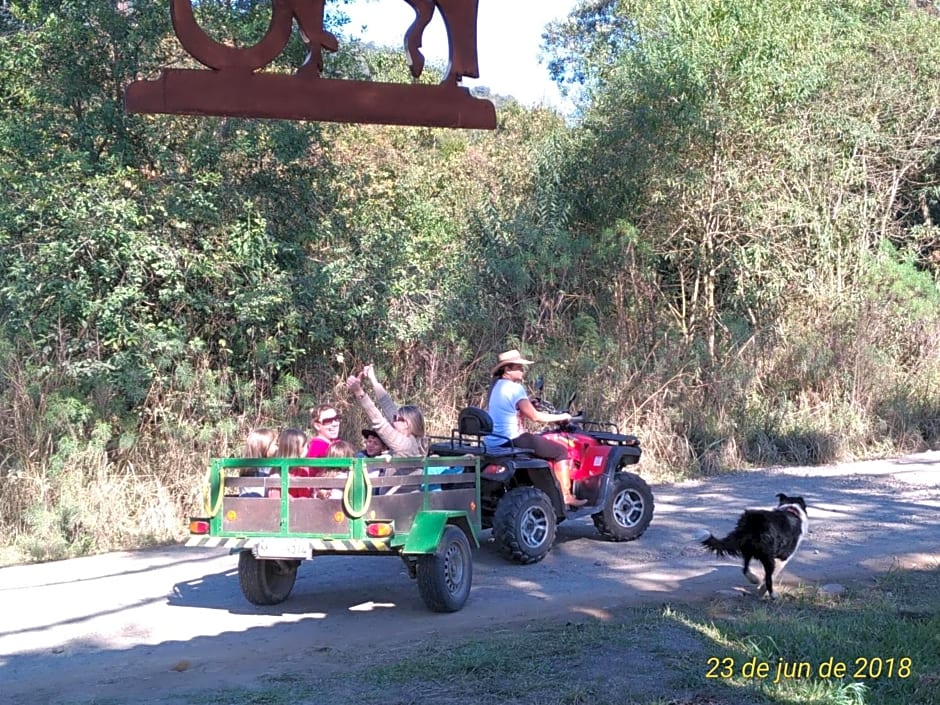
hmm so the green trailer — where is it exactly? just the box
[187,455,482,612]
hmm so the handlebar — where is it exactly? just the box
[531,386,623,434]
[547,414,583,431]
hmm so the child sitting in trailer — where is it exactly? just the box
[268,428,311,499]
[239,428,278,497]
[357,428,389,458]
[316,440,356,499]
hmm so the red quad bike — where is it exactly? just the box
[428,379,654,564]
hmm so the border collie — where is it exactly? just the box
[698,493,808,599]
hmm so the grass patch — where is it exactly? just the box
[665,567,940,705]
[142,567,939,705]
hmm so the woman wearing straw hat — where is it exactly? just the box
[486,349,587,509]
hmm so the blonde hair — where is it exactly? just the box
[396,405,429,454]
[245,428,278,457]
[277,428,307,457]
[396,405,425,436]
[241,428,278,476]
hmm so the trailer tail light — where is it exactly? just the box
[366,522,394,538]
[483,464,506,475]
[189,518,211,535]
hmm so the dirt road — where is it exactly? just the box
[2,451,938,705]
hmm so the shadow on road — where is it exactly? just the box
[2,454,938,705]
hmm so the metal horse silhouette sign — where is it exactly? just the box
[125,0,496,129]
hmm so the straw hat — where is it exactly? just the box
[490,349,535,375]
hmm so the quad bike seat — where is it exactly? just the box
[457,406,492,436]
[428,407,532,458]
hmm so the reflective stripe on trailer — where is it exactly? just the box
[185,536,392,552]
[185,536,251,549]
[309,538,392,552]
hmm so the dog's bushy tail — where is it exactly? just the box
[699,531,742,558]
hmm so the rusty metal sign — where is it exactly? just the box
[125,0,496,129]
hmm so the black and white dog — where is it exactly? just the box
[698,493,808,599]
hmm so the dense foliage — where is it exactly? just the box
[1,0,938,562]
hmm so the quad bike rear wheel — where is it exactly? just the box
[493,486,556,564]
[592,472,654,542]
[238,551,299,605]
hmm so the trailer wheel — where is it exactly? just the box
[416,525,473,612]
[238,551,299,605]
[592,472,654,542]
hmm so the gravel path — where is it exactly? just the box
[1,450,938,704]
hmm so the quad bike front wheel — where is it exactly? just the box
[238,550,299,605]
[592,472,654,542]
[416,525,473,612]
[493,486,557,564]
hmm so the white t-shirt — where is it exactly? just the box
[485,379,527,444]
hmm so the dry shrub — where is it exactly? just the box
[0,352,58,539]
[5,285,940,566]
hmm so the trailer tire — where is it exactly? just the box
[238,550,299,605]
[416,525,473,612]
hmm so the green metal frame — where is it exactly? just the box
[399,510,479,553]
[199,455,482,553]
